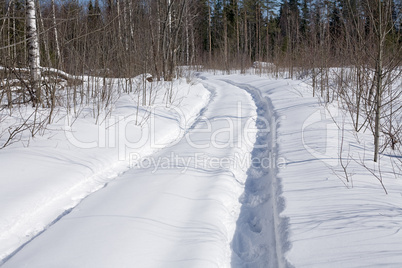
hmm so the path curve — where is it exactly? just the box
[2,76,259,268]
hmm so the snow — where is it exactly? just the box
[0,77,211,263]
[215,74,402,267]
[1,71,401,267]
[1,75,258,267]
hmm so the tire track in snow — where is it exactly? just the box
[0,84,215,267]
[2,76,258,267]
[221,79,292,268]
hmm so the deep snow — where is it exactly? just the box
[218,73,402,267]
[1,71,402,267]
[0,77,211,263]
[2,75,259,267]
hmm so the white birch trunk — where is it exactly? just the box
[168,0,172,33]
[374,0,384,162]
[27,0,41,104]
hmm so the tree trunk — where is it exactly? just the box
[373,0,384,163]
[223,5,228,70]
[37,0,51,68]
[185,2,189,65]
[208,2,212,64]
[127,0,134,41]
[355,67,361,131]
[27,0,41,105]
[51,0,61,66]
[116,0,122,44]
[244,8,248,56]
[236,0,239,57]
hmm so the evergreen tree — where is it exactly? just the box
[300,0,310,38]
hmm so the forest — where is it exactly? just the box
[0,0,401,161]
[1,1,402,266]
[1,1,401,75]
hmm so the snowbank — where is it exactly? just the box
[222,73,402,267]
[1,74,258,268]
[0,78,210,262]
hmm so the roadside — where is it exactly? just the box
[2,74,258,267]
[0,78,210,263]
[222,73,402,268]
[2,72,401,267]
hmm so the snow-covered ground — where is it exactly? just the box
[216,74,402,267]
[0,77,211,263]
[1,71,401,267]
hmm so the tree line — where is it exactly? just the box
[0,0,401,162]
[1,1,401,76]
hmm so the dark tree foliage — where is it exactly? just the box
[0,0,400,74]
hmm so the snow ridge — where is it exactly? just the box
[2,75,257,267]
[0,79,212,264]
[224,80,292,268]
[0,206,74,265]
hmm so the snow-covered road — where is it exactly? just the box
[2,73,401,268]
[2,76,283,267]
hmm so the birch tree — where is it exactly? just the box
[26,0,41,105]
[51,0,61,66]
